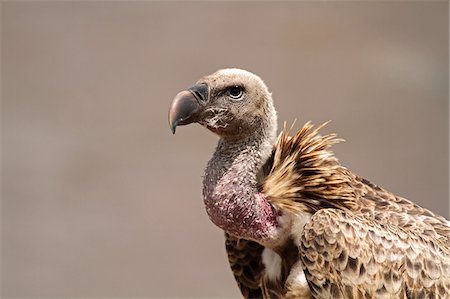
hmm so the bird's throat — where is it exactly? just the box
[203,132,281,244]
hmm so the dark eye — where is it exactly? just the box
[227,86,244,100]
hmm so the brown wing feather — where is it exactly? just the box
[225,232,308,298]
[301,208,450,298]
[225,233,266,298]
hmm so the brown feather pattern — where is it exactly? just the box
[225,233,266,298]
[257,122,450,298]
[262,121,354,213]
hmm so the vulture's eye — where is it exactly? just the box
[227,86,244,100]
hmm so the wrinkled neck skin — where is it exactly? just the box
[203,118,285,247]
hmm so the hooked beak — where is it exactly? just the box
[168,83,209,134]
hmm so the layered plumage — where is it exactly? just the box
[169,69,450,298]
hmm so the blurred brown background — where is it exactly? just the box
[2,1,449,298]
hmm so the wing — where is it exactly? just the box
[225,234,290,299]
[225,233,266,298]
[300,208,450,298]
[261,122,450,298]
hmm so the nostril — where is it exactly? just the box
[193,90,205,102]
[188,83,209,103]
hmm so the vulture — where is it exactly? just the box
[168,68,450,298]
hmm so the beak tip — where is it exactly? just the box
[168,119,177,134]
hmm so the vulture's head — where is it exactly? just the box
[169,68,277,140]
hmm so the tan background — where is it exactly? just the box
[2,2,449,298]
